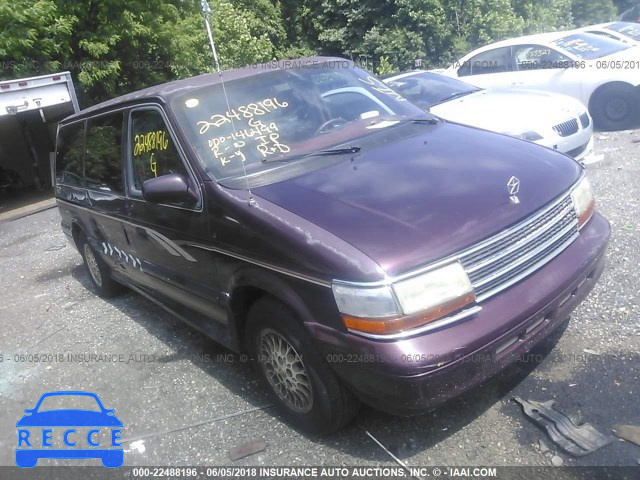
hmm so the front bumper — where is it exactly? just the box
[308,212,610,416]
[537,124,593,161]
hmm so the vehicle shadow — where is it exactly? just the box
[69,264,271,407]
[69,263,569,461]
[594,116,640,133]
[320,322,569,462]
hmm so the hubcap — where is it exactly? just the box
[259,329,313,413]
[605,97,629,122]
[84,243,103,287]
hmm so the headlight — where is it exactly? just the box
[331,284,398,318]
[333,262,476,336]
[571,176,596,229]
[516,131,544,142]
[393,262,475,316]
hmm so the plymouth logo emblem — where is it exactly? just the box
[507,176,520,204]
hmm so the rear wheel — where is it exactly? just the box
[79,234,124,298]
[590,84,638,131]
[246,297,360,433]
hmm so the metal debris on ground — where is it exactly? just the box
[365,431,425,480]
[612,424,640,447]
[513,397,614,457]
[229,439,266,461]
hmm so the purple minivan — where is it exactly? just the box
[54,57,610,433]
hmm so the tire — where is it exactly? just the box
[246,297,360,434]
[78,234,124,298]
[589,83,638,131]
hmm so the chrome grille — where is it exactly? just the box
[553,118,579,137]
[459,195,578,301]
[579,112,590,129]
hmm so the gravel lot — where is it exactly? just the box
[0,131,638,470]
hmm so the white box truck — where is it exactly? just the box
[0,72,79,194]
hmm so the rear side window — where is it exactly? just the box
[84,113,124,194]
[55,122,85,187]
[459,47,510,76]
[129,109,188,191]
[512,45,571,70]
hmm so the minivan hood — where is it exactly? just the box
[254,122,582,278]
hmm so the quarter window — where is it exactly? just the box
[129,109,188,191]
[458,47,510,76]
[84,113,124,193]
[55,122,85,187]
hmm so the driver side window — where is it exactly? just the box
[129,109,189,192]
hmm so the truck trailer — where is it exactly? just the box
[0,72,79,196]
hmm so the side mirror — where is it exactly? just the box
[142,174,197,204]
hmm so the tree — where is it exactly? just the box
[165,0,283,78]
[571,0,617,26]
[0,0,73,78]
[2,0,632,105]
[612,0,638,15]
[0,0,282,105]
[512,0,573,34]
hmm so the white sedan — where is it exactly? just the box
[383,71,593,160]
[443,31,640,130]
[578,22,640,45]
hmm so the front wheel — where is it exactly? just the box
[246,297,359,433]
[590,84,638,131]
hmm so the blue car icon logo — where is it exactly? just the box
[16,391,123,468]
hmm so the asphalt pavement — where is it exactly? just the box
[0,131,638,469]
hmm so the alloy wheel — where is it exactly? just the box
[84,243,103,287]
[259,329,313,413]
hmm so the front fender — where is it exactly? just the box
[226,266,337,351]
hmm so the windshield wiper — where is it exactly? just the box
[262,146,361,164]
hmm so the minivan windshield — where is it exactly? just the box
[172,62,429,186]
[552,32,630,59]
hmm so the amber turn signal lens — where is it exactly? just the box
[578,198,596,228]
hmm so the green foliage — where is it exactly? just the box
[375,56,396,75]
[0,0,72,76]
[0,0,632,106]
[512,0,573,34]
[0,0,282,104]
[165,0,282,78]
[614,0,638,12]
[571,0,617,26]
